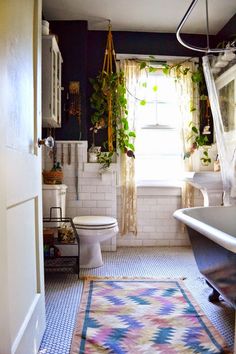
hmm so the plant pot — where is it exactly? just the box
[88,146,101,163]
[42,170,63,184]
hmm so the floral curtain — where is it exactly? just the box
[118,60,142,236]
[171,61,200,208]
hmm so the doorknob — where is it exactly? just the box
[38,136,54,149]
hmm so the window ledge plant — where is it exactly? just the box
[184,121,211,165]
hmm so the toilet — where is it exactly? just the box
[73,215,119,268]
[42,184,118,269]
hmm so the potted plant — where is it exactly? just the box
[184,121,211,165]
[88,122,104,163]
[42,161,63,184]
[97,151,114,172]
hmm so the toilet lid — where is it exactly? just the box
[73,216,118,229]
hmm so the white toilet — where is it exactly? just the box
[73,215,119,268]
[42,184,119,269]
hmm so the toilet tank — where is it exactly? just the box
[42,184,68,219]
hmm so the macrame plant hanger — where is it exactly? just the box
[102,21,116,152]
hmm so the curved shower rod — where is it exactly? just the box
[176,0,235,53]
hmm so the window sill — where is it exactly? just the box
[116,181,182,196]
[135,180,182,196]
[136,180,183,188]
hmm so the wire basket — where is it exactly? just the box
[42,170,63,184]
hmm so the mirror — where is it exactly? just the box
[215,63,236,141]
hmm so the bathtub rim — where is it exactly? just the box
[173,206,236,253]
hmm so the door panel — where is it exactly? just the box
[7,200,38,339]
[0,0,46,353]
[6,0,34,152]
[7,149,40,207]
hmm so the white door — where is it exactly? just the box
[0,1,46,353]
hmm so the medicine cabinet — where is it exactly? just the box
[42,35,63,128]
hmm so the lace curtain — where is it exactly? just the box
[118,60,142,236]
[171,61,200,208]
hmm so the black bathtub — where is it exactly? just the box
[173,206,236,308]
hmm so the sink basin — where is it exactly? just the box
[185,171,223,190]
[185,171,223,206]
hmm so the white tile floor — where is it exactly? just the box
[39,247,235,354]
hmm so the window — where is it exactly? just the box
[135,69,183,183]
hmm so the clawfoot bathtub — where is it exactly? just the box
[173,206,236,308]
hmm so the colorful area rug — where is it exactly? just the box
[70,278,231,354]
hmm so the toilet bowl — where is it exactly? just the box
[73,215,119,268]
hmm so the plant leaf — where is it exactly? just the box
[128,143,135,151]
[162,66,169,75]
[129,131,136,137]
[191,71,202,83]
[200,94,208,101]
[152,85,158,92]
[148,66,157,73]
[192,126,198,134]
[140,62,147,70]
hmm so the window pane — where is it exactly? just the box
[136,129,181,154]
[136,156,183,181]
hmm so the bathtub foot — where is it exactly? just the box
[206,281,221,302]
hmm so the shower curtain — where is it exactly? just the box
[203,56,235,205]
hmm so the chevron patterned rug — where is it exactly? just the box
[70,278,231,354]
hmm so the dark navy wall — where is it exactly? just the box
[43,21,88,140]
[217,13,236,40]
[42,18,235,142]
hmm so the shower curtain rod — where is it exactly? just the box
[176,0,235,54]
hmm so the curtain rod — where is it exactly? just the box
[176,0,236,53]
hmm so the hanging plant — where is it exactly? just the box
[90,71,135,150]
[89,24,135,170]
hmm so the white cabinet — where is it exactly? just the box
[42,35,63,128]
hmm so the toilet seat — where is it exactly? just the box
[73,216,118,230]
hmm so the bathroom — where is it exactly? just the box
[1,1,236,354]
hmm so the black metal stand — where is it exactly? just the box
[43,207,80,278]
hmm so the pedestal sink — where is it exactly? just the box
[185,171,223,206]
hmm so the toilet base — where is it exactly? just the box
[80,242,103,268]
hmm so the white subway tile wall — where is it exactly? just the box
[42,141,204,250]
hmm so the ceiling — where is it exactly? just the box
[42,0,236,35]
